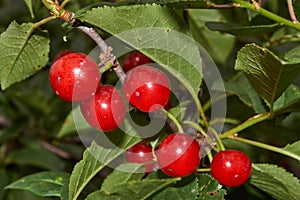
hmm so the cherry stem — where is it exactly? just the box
[161,109,184,133]
[228,136,300,162]
[196,168,211,173]
[209,127,225,151]
[220,113,271,139]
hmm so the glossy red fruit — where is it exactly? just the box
[211,150,252,187]
[125,142,155,173]
[123,52,151,72]
[157,133,201,177]
[123,66,171,113]
[50,52,100,102]
[80,85,126,132]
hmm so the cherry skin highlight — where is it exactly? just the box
[123,52,151,72]
[156,133,201,177]
[125,142,155,173]
[122,65,171,113]
[49,52,100,102]
[211,150,252,187]
[80,85,126,132]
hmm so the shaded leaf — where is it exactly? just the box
[250,163,300,200]
[206,22,279,36]
[235,43,300,108]
[68,133,142,200]
[0,21,49,90]
[23,0,34,18]
[224,74,267,113]
[78,5,202,109]
[198,174,226,200]
[189,9,235,65]
[153,176,198,200]
[5,172,69,197]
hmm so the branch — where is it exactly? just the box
[76,26,126,83]
[232,0,300,31]
[287,0,299,24]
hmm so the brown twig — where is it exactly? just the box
[42,141,75,160]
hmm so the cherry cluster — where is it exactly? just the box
[49,51,252,186]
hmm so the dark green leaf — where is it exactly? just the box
[0,168,9,200]
[101,163,145,194]
[153,177,198,200]
[5,146,65,171]
[250,163,300,200]
[85,191,120,200]
[57,106,90,138]
[78,5,202,108]
[0,21,49,90]
[68,133,142,200]
[235,43,300,108]
[198,174,226,200]
[206,22,279,36]
[224,74,267,113]
[117,0,208,8]
[274,84,300,114]
[5,172,70,197]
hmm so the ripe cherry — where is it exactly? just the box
[156,133,201,177]
[211,150,252,187]
[125,142,155,173]
[123,52,151,72]
[80,85,126,132]
[49,52,100,102]
[122,65,171,113]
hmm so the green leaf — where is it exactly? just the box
[235,43,300,108]
[206,22,279,36]
[5,172,70,197]
[87,178,180,200]
[0,21,49,90]
[224,74,267,113]
[283,140,300,158]
[78,5,202,108]
[101,163,145,194]
[0,168,9,200]
[274,84,300,114]
[153,177,198,200]
[68,133,142,200]
[5,146,65,171]
[198,174,226,200]
[118,0,208,8]
[250,163,300,200]
[23,0,34,18]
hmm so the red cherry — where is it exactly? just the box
[211,150,252,187]
[49,52,100,102]
[123,52,151,72]
[122,66,171,113]
[156,133,201,177]
[125,142,155,173]
[80,85,126,132]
